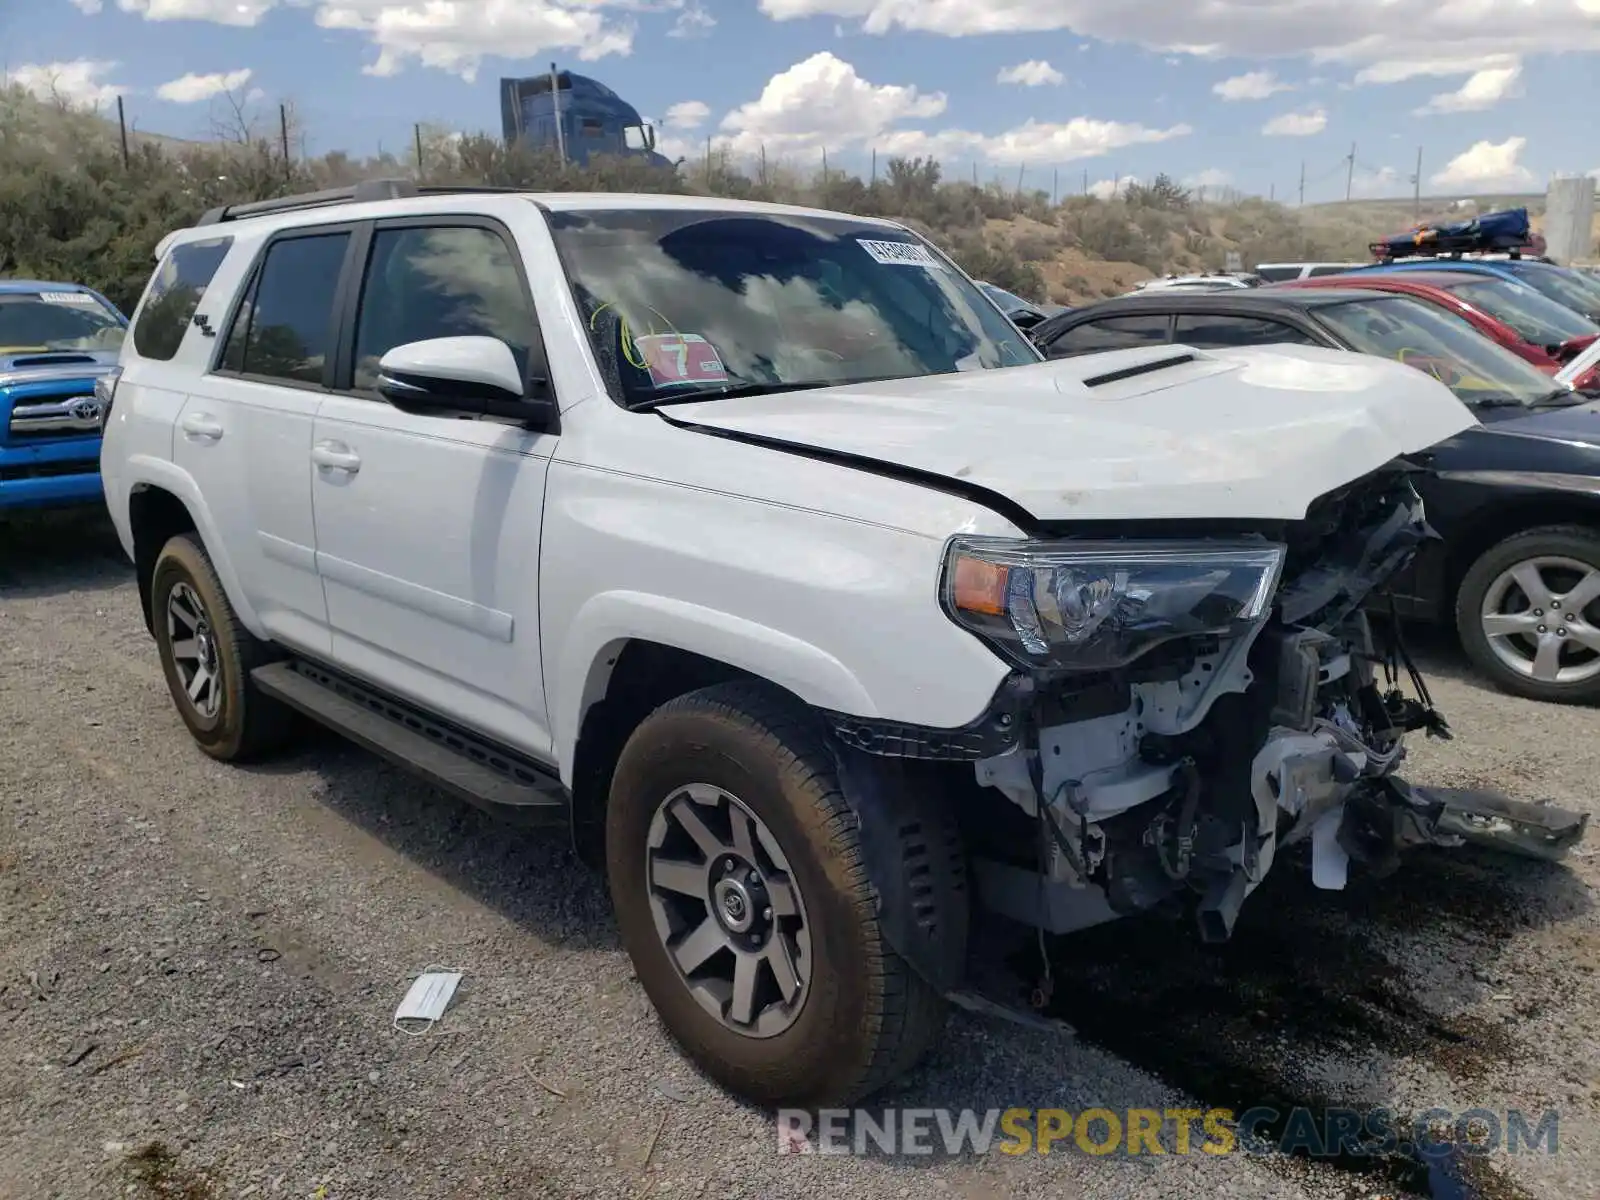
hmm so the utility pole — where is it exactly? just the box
[280,103,291,181]
[1299,160,1305,207]
[550,62,567,165]
[1269,182,1275,202]
[1016,164,1025,198]
[821,146,828,186]
[1345,141,1356,202]
[1413,145,1423,220]
[1051,167,1058,205]
[1082,167,1088,196]
[870,147,876,184]
[414,123,424,177]
[115,95,129,167]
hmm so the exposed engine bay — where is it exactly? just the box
[954,461,1574,944]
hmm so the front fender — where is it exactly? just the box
[552,589,877,784]
[123,453,266,639]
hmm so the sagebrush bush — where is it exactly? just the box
[0,85,1368,311]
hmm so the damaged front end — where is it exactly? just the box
[924,462,1587,946]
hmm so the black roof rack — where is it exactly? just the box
[195,179,534,226]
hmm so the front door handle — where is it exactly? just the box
[311,441,361,474]
[179,412,223,441]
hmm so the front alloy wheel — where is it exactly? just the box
[605,681,950,1107]
[1458,525,1600,704]
[646,783,812,1038]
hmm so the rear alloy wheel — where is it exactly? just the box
[150,533,293,760]
[1457,526,1600,704]
[605,681,950,1107]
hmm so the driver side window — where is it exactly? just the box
[351,224,536,393]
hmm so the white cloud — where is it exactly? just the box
[1430,136,1538,191]
[718,51,945,155]
[1353,53,1517,85]
[156,67,253,103]
[664,99,710,129]
[670,1,715,37]
[114,0,277,24]
[877,117,1190,166]
[69,0,104,12]
[1212,70,1290,101]
[755,1,1600,71]
[1187,167,1231,188]
[100,1,635,80]
[1088,174,1138,199]
[1413,62,1522,115]
[3,59,125,109]
[997,59,1064,87]
[1262,107,1327,136]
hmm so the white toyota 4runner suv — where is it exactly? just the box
[97,181,1586,1107]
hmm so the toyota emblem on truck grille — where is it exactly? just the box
[70,397,104,424]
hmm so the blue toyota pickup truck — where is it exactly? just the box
[0,280,127,514]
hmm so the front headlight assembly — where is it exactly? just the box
[941,537,1286,672]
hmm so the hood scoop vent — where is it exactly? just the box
[9,353,99,367]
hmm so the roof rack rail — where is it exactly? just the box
[195,179,534,226]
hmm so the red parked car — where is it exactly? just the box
[1275,270,1600,392]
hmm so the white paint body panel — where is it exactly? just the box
[101,190,1476,785]
[663,343,1477,522]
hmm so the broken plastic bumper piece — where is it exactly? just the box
[1410,785,1589,862]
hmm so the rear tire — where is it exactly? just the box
[150,533,292,761]
[605,681,947,1107]
[1456,524,1600,704]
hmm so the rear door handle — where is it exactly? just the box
[311,440,361,474]
[179,412,223,441]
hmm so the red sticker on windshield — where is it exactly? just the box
[633,333,728,389]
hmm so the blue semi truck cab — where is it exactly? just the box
[0,281,126,514]
[500,69,674,168]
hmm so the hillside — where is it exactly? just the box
[4,84,1589,311]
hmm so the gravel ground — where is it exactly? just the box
[2,509,1597,1200]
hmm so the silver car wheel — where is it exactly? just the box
[644,782,812,1039]
[1480,555,1600,685]
[166,580,222,718]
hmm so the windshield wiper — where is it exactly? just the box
[627,380,842,411]
[1466,394,1529,409]
[1529,388,1584,408]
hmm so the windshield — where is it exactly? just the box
[1499,264,1600,321]
[547,208,1039,407]
[1317,294,1564,407]
[981,283,1030,312]
[1441,277,1599,344]
[0,290,125,354]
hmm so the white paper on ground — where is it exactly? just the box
[393,965,463,1035]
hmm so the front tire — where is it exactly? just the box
[1456,524,1600,704]
[605,682,947,1107]
[150,533,292,761]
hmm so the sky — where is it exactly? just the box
[5,0,1600,204]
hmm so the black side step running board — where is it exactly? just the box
[251,660,569,824]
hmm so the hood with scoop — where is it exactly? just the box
[659,343,1477,524]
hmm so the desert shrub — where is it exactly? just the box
[0,84,1375,314]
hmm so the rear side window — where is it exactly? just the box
[1042,314,1171,358]
[131,236,233,361]
[1254,267,1301,283]
[220,232,350,385]
[1173,315,1320,349]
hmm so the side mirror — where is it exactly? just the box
[645,123,657,151]
[376,336,556,428]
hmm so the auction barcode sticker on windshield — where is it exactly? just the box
[37,291,99,304]
[857,239,947,269]
[633,333,729,389]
